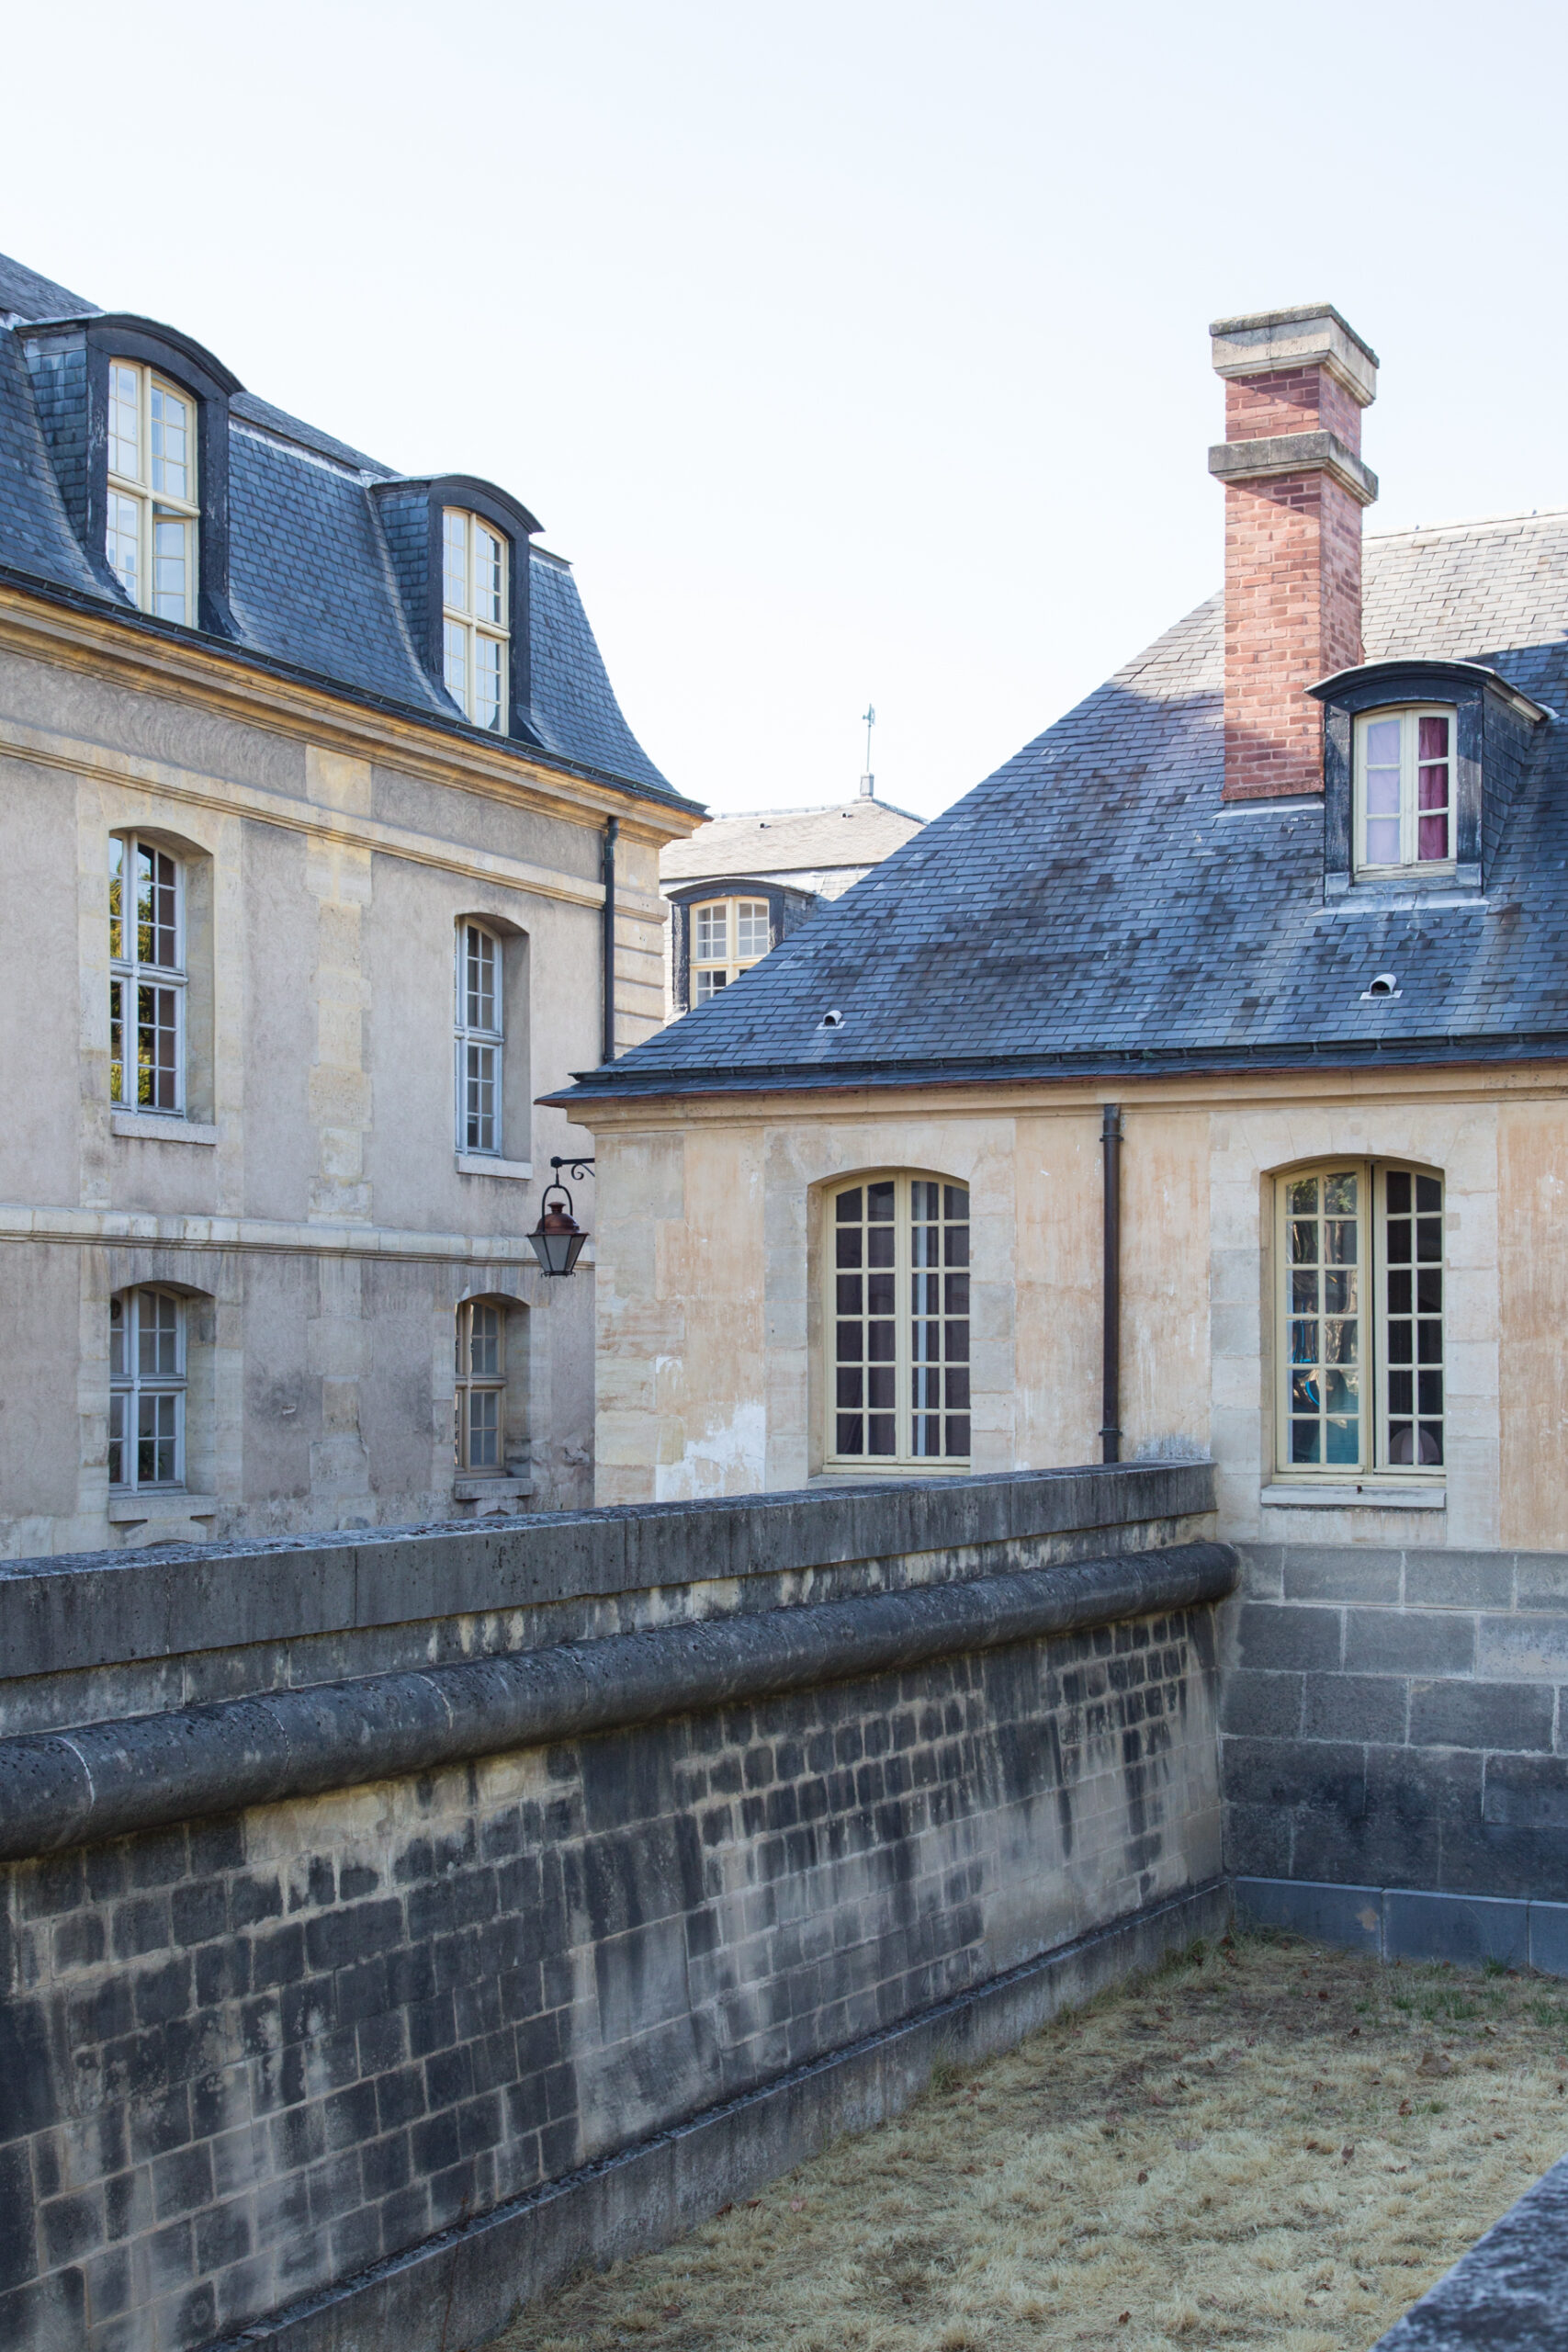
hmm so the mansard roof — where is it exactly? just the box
[563,508,1568,1101]
[0,252,688,811]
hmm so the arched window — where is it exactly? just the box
[454,1298,507,1474]
[442,508,509,730]
[110,833,185,1112]
[455,921,504,1154]
[106,361,199,621]
[692,898,769,1003]
[827,1175,970,1468]
[1355,707,1454,873]
[1276,1162,1444,1477]
[109,1286,186,1490]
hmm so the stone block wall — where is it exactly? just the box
[0,1465,1231,2352]
[1223,1541,1568,1902]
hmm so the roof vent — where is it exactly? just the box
[818,1009,844,1029]
[1362,971,1401,1000]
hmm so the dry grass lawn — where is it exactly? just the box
[500,1930,1568,2352]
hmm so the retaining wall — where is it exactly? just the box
[0,1463,1231,2352]
[1222,1542,1568,1953]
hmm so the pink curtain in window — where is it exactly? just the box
[1417,713,1449,859]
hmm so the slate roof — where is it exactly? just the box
[564,508,1568,1101]
[0,252,688,810]
[660,794,924,885]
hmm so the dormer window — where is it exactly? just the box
[442,508,508,730]
[1313,658,1548,901]
[1356,707,1452,873]
[105,361,199,621]
[693,898,769,1002]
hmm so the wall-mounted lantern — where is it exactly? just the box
[528,1158,593,1278]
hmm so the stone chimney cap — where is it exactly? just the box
[1210,304,1379,407]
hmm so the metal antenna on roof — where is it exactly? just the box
[860,704,875,799]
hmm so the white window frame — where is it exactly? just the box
[1274,1160,1446,1484]
[441,508,509,731]
[109,1287,187,1492]
[690,897,771,1004]
[455,921,503,1155]
[110,832,186,1114]
[454,1298,507,1474]
[1353,705,1457,876]
[824,1172,972,1473]
[105,361,200,623]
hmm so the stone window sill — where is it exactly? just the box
[108,1491,220,1523]
[456,1153,532,1180]
[453,1476,533,1515]
[112,1111,218,1146]
[1260,1482,1446,1512]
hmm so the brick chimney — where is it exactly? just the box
[1209,305,1379,800]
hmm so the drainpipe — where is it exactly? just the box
[1100,1103,1122,1464]
[602,816,619,1064]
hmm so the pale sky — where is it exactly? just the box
[4,1,1564,820]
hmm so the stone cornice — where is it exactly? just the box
[558,1057,1568,1129]
[0,574,699,851]
[1208,431,1379,506]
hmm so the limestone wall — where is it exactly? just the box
[585,1072,1568,1559]
[0,627,687,1555]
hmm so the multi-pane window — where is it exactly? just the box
[829,1175,970,1467]
[109,1287,186,1490]
[109,834,184,1112]
[1355,707,1453,871]
[691,898,770,1004]
[456,922,503,1153]
[442,508,508,730]
[1278,1163,1444,1477]
[455,1300,506,1473]
[106,362,199,623]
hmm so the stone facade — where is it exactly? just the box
[0,605,686,1555]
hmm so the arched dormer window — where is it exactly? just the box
[825,1174,971,1470]
[371,474,540,742]
[19,311,240,633]
[106,361,199,621]
[443,508,508,729]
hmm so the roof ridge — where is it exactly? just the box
[1366,505,1568,544]
[693,798,925,825]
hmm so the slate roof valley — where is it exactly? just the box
[564,506,1568,1100]
[0,251,689,811]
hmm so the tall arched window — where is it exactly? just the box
[456,922,503,1154]
[110,833,185,1112]
[106,361,199,621]
[109,1286,186,1490]
[1276,1162,1445,1478]
[455,1298,507,1474]
[442,508,509,730]
[827,1175,970,1468]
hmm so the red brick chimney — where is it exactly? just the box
[1210,306,1378,800]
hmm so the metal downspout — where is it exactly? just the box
[1101,1103,1122,1464]
[602,816,619,1064]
